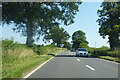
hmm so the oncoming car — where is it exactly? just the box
[76,48,88,57]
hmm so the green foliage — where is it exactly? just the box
[2,38,65,78]
[72,30,88,50]
[44,26,70,47]
[88,46,120,59]
[2,38,19,51]
[107,48,120,58]
[97,2,120,50]
[107,51,118,57]
[79,43,89,48]
[2,2,81,45]
[88,46,109,57]
[63,42,72,50]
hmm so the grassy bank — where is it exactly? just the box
[98,56,120,63]
[2,39,66,79]
[88,46,120,63]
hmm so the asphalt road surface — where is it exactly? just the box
[28,50,118,78]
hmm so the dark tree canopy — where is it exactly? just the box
[97,2,120,50]
[72,30,88,50]
[63,42,72,50]
[2,2,81,45]
[44,26,70,47]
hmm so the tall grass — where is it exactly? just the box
[2,39,66,78]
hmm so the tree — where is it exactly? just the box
[2,2,81,46]
[79,43,89,48]
[72,30,88,50]
[97,2,120,50]
[44,26,70,47]
[63,42,72,50]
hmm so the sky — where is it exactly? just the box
[1,2,110,48]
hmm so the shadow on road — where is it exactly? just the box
[55,54,97,58]
[75,56,97,58]
[55,54,75,57]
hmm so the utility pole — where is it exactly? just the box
[95,42,96,48]
[95,42,97,55]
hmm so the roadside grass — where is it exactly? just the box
[2,39,66,79]
[88,47,120,63]
[98,56,120,63]
[2,47,65,79]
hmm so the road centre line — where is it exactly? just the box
[77,58,80,61]
[86,65,95,71]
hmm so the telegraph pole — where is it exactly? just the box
[95,42,97,55]
[95,42,96,48]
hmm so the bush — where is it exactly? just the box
[2,39,19,51]
[107,49,120,57]
[89,46,110,56]
[32,44,57,55]
[87,47,95,53]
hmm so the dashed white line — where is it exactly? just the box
[86,65,95,71]
[77,58,80,61]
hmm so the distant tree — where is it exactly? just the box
[79,43,89,48]
[44,26,70,47]
[2,2,81,46]
[72,30,88,50]
[63,42,72,50]
[42,44,44,47]
[97,2,120,50]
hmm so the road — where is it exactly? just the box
[27,50,118,78]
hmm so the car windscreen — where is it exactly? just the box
[78,49,86,51]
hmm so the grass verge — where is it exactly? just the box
[98,56,120,63]
[89,53,120,63]
[2,43,66,79]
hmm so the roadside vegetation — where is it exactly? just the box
[1,2,120,79]
[95,2,120,62]
[2,38,66,79]
[87,46,120,63]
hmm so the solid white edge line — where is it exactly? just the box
[86,65,95,71]
[23,57,54,78]
[23,51,64,78]
[97,58,119,64]
[77,58,80,61]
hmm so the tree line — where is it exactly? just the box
[2,2,120,50]
[2,2,81,47]
[97,2,120,50]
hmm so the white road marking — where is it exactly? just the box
[77,58,80,61]
[23,57,54,78]
[23,51,64,78]
[97,58,119,64]
[86,65,95,71]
